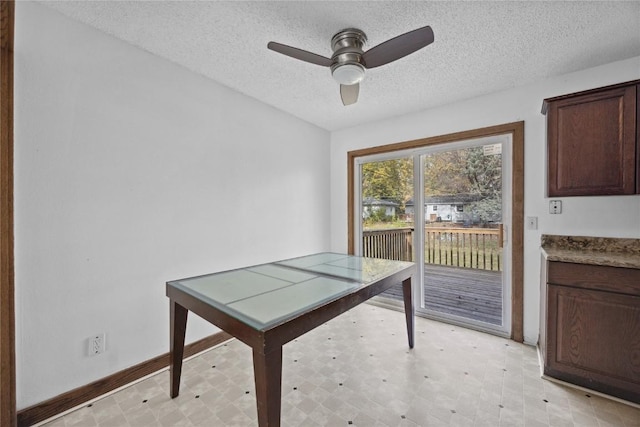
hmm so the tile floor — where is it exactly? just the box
[41,305,639,426]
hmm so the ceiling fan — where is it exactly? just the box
[267,26,434,106]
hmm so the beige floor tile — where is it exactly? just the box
[525,417,551,427]
[450,412,475,427]
[39,304,639,427]
[59,405,96,427]
[569,407,599,426]
[125,407,157,426]
[96,412,130,427]
[500,406,526,426]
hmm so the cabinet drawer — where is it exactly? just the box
[548,262,640,296]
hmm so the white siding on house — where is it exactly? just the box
[427,204,465,222]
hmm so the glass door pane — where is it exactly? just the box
[359,157,414,301]
[421,143,504,328]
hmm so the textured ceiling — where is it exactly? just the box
[41,1,640,131]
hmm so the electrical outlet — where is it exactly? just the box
[549,200,562,214]
[526,216,538,230]
[88,333,106,356]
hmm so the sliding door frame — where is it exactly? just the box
[347,122,524,342]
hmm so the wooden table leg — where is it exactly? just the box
[402,277,414,348]
[252,346,283,427]
[170,300,188,398]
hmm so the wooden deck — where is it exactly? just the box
[381,264,502,325]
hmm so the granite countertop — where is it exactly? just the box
[541,235,640,269]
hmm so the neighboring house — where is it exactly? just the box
[362,197,399,219]
[406,194,484,223]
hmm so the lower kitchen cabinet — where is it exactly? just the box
[541,261,640,403]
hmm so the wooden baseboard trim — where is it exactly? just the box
[17,331,233,427]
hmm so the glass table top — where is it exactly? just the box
[167,253,414,330]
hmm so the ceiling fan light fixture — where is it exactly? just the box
[331,63,365,85]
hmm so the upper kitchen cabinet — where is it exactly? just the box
[542,80,639,196]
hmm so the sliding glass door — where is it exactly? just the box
[355,135,512,336]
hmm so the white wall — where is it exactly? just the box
[14,2,330,409]
[330,56,640,345]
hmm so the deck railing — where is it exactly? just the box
[361,227,413,262]
[362,226,502,271]
[425,226,502,271]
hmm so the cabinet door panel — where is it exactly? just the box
[547,284,640,401]
[547,85,636,196]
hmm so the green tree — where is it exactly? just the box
[464,147,502,223]
[423,150,470,195]
[423,146,502,224]
[361,158,413,208]
[464,147,501,197]
[362,146,502,225]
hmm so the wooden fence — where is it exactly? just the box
[362,226,502,271]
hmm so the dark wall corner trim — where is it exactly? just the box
[0,1,16,426]
[17,331,233,427]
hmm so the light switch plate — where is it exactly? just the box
[526,216,538,230]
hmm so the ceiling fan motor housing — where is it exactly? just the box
[330,28,367,85]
